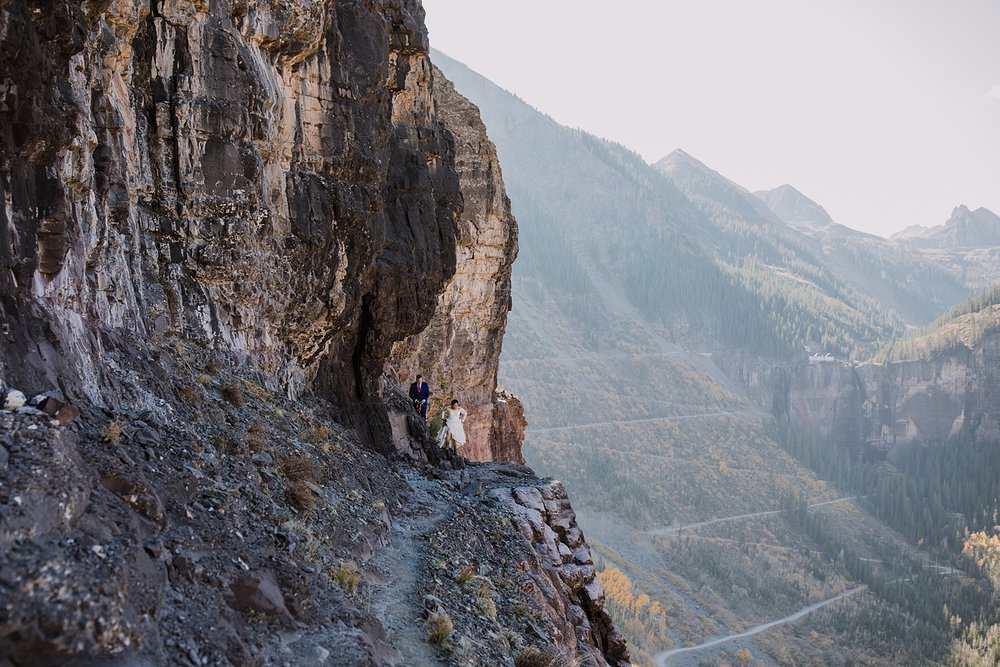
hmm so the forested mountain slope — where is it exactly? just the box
[435,51,998,667]
[655,151,901,357]
[755,185,971,325]
[435,52,898,361]
[879,283,1000,362]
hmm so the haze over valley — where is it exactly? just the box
[437,45,1000,666]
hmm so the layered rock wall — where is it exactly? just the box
[388,69,523,463]
[0,0,460,429]
[728,332,1000,450]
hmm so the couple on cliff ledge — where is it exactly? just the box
[408,374,468,450]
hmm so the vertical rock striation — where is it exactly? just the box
[0,0,460,427]
[0,0,522,461]
[388,68,523,463]
[730,331,1000,450]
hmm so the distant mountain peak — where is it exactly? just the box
[654,149,759,203]
[947,204,999,225]
[655,149,719,176]
[891,205,1000,248]
[755,185,833,232]
[662,148,694,161]
[893,223,929,237]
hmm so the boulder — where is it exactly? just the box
[100,475,166,528]
[54,403,80,426]
[3,389,25,410]
[229,571,291,619]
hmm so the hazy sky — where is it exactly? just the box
[422,0,1000,237]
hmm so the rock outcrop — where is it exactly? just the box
[496,479,630,666]
[729,331,1000,450]
[489,388,528,464]
[388,68,522,463]
[413,463,630,667]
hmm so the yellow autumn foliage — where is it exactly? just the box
[964,531,1000,589]
[596,565,670,667]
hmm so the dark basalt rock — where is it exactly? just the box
[228,570,292,620]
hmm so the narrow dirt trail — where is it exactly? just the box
[654,585,866,666]
[368,470,452,667]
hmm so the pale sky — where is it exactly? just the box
[422,0,1000,237]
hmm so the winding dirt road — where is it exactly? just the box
[654,585,866,665]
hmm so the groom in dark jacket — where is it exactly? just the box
[408,374,430,418]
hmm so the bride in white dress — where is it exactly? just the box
[438,399,468,449]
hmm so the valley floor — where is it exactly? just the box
[505,340,953,667]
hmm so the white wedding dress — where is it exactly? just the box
[439,407,468,447]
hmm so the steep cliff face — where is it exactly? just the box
[732,331,1000,450]
[861,335,1000,447]
[0,0,459,430]
[494,479,630,667]
[0,1,626,665]
[388,68,524,463]
[728,357,869,448]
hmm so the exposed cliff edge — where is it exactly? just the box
[0,1,624,665]
[723,330,1000,451]
[388,68,524,464]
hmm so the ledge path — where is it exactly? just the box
[368,470,453,667]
